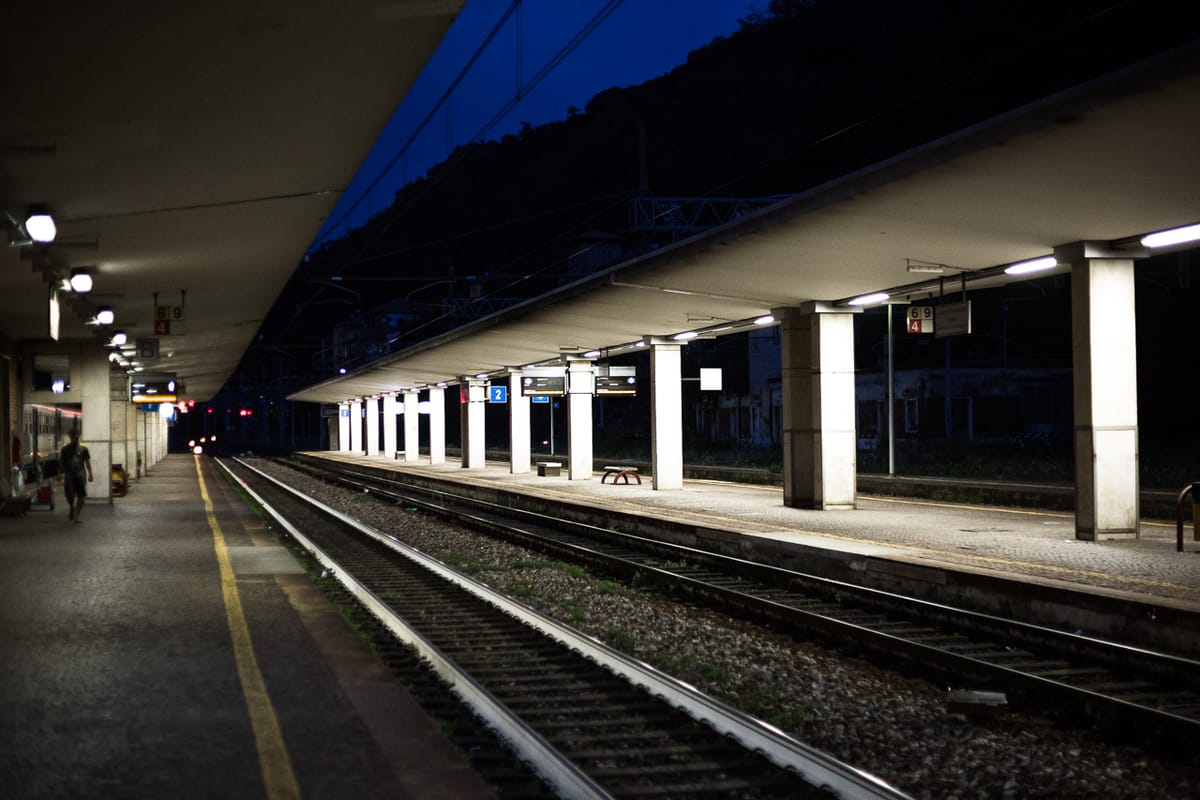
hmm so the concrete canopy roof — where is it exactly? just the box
[288,42,1200,406]
[1,1,463,401]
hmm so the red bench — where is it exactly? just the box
[601,465,641,485]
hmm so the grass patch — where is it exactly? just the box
[508,580,536,599]
[605,628,635,651]
[440,551,500,574]
[596,580,624,595]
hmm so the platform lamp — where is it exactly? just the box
[24,205,56,243]
[95,306,115,325]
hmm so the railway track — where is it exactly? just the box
[219,456,911,800]
[279,453,1200,752]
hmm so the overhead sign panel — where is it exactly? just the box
[595,364,637,396]
[935,301,972,338]
[522,375,565,396]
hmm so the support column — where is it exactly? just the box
[646,338,683,490]
[460,379,486,468]
[126,402,140,482]
[1057,242,1142,540]
[349,399,363,454]
[364,396,380,456]
[80,343,113,503]
[110,397,134,487]
[382,394,398,458]
[338,402,351,452]
[508,368,531,474]
[776,303,860,510]
[566,357,594,480]
[404,391,419,463]
[428,386,446,464]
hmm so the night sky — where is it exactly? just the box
[315,0,754,246]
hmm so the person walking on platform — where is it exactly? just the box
[60,428,93,523]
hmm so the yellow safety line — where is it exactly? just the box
[195,456,301,800]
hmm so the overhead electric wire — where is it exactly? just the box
[312,0,523,251]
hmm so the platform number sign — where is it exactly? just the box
[154,304,185,335]
[489,385,508,404]
[907,305,934,334]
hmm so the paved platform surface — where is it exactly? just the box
[322,452,1200,616]
[0,454,496,800]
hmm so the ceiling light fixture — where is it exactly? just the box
[96,307,115,325]
[1141,222,1200,248]
[753,315,775,325]
[24,206,56,243]
[848,292,890,306]
[69,268,93,293]
[1003,256,1057,276]
[110,330,128,346]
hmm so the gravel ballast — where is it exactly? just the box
[246,459,1200,800]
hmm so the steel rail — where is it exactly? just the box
[222,456,914,800]
[290,455,1200,746]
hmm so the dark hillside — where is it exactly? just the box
[241,0,1200,387]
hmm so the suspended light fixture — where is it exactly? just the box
[69,268,93,293]
[24,206,56,243]
[96,307,115,325]
[110,330,128,346]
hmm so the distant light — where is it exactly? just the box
[69,269,93,293]
[188,439,196,447]
[167,380,175,392]
[1141,223,1200,248]
[158,404,175,420]
[110,331,128,346]
[753,315,775,325]
[475,372,488,380]
[338,367,347,374]
[25,207,56,243]
[848,292,889,306]
[193,445,203,455]
[673,331,698,341]
[1004,257,1057,276]
[583,350,601,358]
[51,379,66,394]
[96,307,115,325]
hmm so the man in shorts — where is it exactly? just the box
[60,427,94,523]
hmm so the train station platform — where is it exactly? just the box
[0,454,496,800]
[308,451,1200,657]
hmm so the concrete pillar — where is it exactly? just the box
[646,338,684,490]
[1057,242,1142,540]
[404,391,419,463]
[428,386,446,464]
[382,394,398,458]
[125,402,140,481]
[338,402,350,451]
[110,397,135,487]
[349,399,363,454]
[156,411,168,462]
[364,396,380,456]
[79,343,112,503]
[460,379,486,468]
[508,369,531,473]
[775,303,860,510]
[566,357,594,480]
